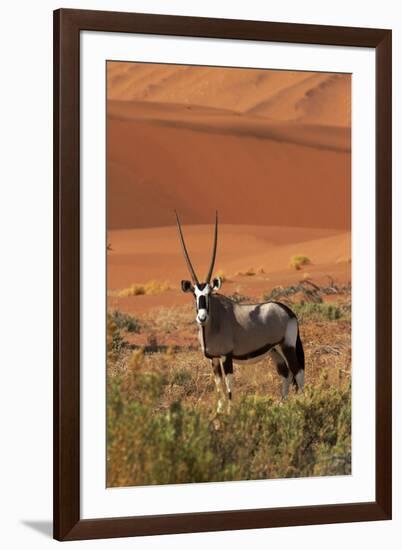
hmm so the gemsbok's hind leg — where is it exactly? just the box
[211,358,224,413]
[270,348,293,399]
[277,343,305,392]
[277,318,305,392]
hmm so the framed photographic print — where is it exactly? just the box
[53,8,392,541]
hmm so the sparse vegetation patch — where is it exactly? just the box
[289,255,311,271]
[291,302,344,322]
[236,267,256,277]
[117,280,171,297]
[264,279,351,304]
[107,279,351,487]
[107,364,351,486]
[110,310,142,333]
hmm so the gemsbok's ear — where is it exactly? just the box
[181,280,193,293]
[212,277,222,291]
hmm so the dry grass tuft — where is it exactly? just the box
[146,305,194,334]
[117,280,171,297]
[127,349,144,371]
[289,255,311,271]
[236,267,256,277]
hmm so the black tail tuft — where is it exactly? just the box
[296,329,305,370]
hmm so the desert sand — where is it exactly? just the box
[107,224,350,315]
[107,63,351,127]
[106,63,351,316]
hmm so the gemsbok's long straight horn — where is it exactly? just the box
[175,211,199,284]
[205,211,218,283]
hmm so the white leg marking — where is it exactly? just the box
[224,373,233,414]
[214,371,224,409]
[219,357,233,413]
[214,374,224,413]
[212,358,225,414]
[214,372,223,391]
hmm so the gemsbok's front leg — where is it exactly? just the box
[220,355,233,413]
[211,358,224,414]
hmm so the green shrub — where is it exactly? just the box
[111,310,142,333]
[107,368,351,487]
[291,302,344,322]
[107,315,124,364]
[170,367,193,387]
[264,280,351,304]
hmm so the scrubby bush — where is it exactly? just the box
[289,255,311,271]
[107,315,124,364]
[291,302,344,322]
[264,280,351,305]
[148,306,193,334]
[107,366,351,487]
[111,310,142,333]
[127,349,144,372]
[118,280,171,297]
[107,282,352,488]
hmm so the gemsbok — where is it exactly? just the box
[175,212,305,413]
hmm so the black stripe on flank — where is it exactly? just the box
[233,341,280,361]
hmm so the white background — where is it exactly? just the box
[0,0,399,548]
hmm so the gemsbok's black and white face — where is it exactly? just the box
[175,210,220,326]
[181,278,222,326]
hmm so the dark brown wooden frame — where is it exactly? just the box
[54,8,392,541]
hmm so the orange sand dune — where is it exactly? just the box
[247,73,351,127]
[108,224,350,287]
[109,101,350,152]
[107,113,350,231]
[107,63,350,127]
[107,225,350,315]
